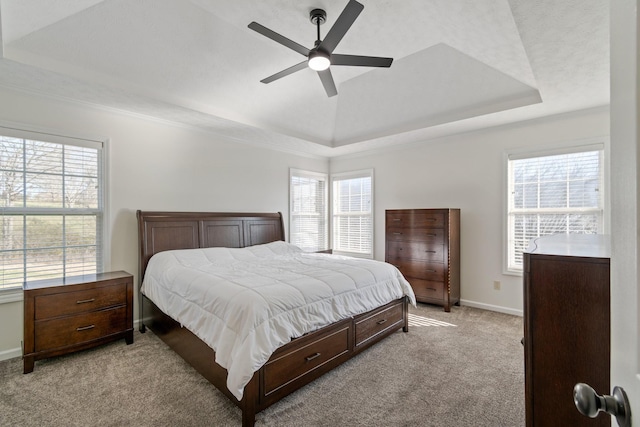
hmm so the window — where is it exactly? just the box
[289,169,328,252]
[331,169,373,258]
[0,128,105,290]
[506,146,604,272]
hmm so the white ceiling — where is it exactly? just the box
[0,0,609,157]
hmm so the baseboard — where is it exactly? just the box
[460,299,523,317]
[0,347,22,362]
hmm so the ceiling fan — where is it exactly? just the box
[248,0,393,97]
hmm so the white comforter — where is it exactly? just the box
[141,241,415,400]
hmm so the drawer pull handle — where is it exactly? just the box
[393,232,402,235]
[426,234,437,237]
[76,298,96,304]
[427,288,437,291]
[76,325,95,331]
[425,250,436,253]
[305,352,321,362]
[377,319,387,325]
[393,218,401,222]
[427,218,437,221]
[426,269,437,273]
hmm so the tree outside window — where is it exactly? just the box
[0,134,104,290]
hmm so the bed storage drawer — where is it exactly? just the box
[354,299,404,348]
[262,320,351,397]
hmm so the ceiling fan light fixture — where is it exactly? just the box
[308,51,330,71]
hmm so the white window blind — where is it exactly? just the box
[507,147,604,271]
[289,169,328,252]
[0,131,104,290]
[331,170,373,258]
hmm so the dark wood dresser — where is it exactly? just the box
[23,271,134,373]
[523,234,610,427]
[385,208,460,311]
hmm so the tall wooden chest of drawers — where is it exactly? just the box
[385,209,460,311]
[23,271,134,373]
[523,234,610,426]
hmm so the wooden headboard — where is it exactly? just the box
[136,211,285,283]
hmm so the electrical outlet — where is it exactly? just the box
[493,280,501,290]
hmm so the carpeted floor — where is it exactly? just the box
[0,303,525,426]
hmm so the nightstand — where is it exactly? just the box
[23,271,134,373]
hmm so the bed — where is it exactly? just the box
[137,211,414,426]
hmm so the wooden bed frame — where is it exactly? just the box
[137,211,409,426]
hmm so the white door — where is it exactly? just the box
[609,0,639,425]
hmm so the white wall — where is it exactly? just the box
[0,84,610,358]
[330,107,610,315]
[0,86,328,358]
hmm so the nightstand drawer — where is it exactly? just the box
[386,212,444,228]
[34,282,127,320]
[386,227,444,243]
[388,259,444,281]
[34,306,128,352]
[386,241,444,262]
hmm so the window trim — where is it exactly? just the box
[0,288,23,303]
[288,168,328,252]
[502,139,608,276]
[330,168,374,259]
[0,122,109,294]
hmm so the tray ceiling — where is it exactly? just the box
[0,0,609,156]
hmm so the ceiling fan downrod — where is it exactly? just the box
[309,8,326,45]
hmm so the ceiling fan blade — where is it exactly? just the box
[331,54,393,68]
[318,0,364,54]
[248,22,310,57]
[317,69,338,97]
[261,61,308,84]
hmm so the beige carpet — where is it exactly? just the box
[0,303,525,426]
